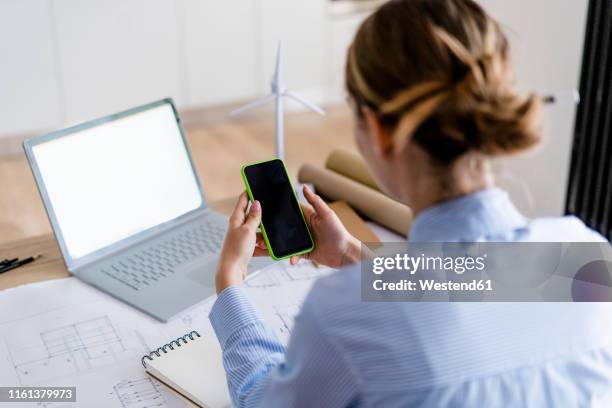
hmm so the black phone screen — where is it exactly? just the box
[243,160,313,258]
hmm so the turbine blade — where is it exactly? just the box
[284,90,326,116]
[274,41,283,89]
[230,94,276,116]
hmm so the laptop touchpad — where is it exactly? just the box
[187,266,216,287]
[187,257,274,287]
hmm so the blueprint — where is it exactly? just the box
[0,260,334,407]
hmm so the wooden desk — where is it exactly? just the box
[0,198,236,291]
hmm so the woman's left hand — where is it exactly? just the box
[215,192,266,294]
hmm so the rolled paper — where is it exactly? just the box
[325,149,380,191]
[298,164,412,236]
[328,201,380,244]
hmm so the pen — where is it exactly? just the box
[0,258,18,267]
[0,255,42,274]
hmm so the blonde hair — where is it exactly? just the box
[346,0,542,163]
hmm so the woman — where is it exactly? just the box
[210,0,612,406]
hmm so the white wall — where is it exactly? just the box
[0,0,589,217]
[180,0,259,106]
[479,0,589,216]
[52,0,183,123]
[326,13,365,103]
[0,1,62,135]
[0,0,332,136]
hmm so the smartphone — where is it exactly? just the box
[241,159,314,260]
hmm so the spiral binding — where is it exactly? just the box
[141,330,201,368]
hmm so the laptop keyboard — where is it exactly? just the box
[101,221,226,290]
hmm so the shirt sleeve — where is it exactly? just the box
[209,285,360,408]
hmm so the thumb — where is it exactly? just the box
[243,200,262,231]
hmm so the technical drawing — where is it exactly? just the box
[0,265,327,406]
[11,316,129,385]
[281,263,330,282]
[273,304,301,335]
[114,377,168,408]
[245,270,281,288]
[181,314,193,326]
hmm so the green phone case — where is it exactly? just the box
[241,158,315,261]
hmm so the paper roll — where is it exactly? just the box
[298,164,412,236]
[325,149,380,191]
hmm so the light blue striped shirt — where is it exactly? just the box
[209,188,612,407]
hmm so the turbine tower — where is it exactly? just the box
[231,42,326,160]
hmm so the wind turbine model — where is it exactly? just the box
[231,43,326,161]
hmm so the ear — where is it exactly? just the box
[363,107,395,157]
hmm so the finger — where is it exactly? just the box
[243,200,262,232]
[290,256,304,265]
[229,192,249,227]
[300,202,315,219]
[256,238,267,249]
[300,203,316,231]
[303,185,332,216]
[253,247,269,257]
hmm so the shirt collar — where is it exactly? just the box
[408,188,528,242]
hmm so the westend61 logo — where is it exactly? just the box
[361,242,612,302]
[372,253,487,275]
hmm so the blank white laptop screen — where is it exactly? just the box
[31,103,202,260]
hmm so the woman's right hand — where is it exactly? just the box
[287,185,362,268]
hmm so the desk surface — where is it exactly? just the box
[0,198,236,291]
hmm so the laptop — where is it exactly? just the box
[23,98,271,321]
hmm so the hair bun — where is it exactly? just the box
[436,25,544,158]
[471,91,543,155]
[447,64,543,156]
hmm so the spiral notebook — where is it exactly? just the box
[141,331,231,408]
